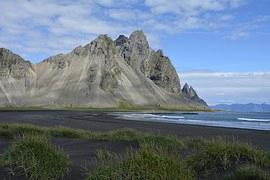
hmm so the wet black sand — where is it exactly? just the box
[0,110,269,179]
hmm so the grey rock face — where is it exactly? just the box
[115,30,149,69]
[0,48,36,105]
[114,35,128,47]
[115,31,181,94]
[182,83,207,106]
[182,83,190,96]
[141,50,181,94]
[0,48,33,78]
[0,31,207,109]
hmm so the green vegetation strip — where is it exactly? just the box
[0,101,214,112]
[0,123,269,180]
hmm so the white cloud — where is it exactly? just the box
[180,71,270,105]
[94,0,138,7]
[0,0,136,61]
[230,31,249,39]
[0,0,267,62]
[229,15,270,39]
[108,9,152,21]
[108,9,137,20]
[145,0,245,15]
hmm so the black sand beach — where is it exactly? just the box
[0,110,269,179]
[0,110,269,149]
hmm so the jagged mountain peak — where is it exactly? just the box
[183,82,189,88]
[189,86,198,97]
[115,30,150,70]
[182,83,197,97]
[182,83,207,106]
[0,47,34,85]
[115,30,148,48]
[156,50,164,56]
[88,34,115,51]
[114,35,128,46]
[0,30,208,109]
[129,30,149,49]
[0,47,11,54]
[182,83,190,94]
[95,34,113,43]
[0,47,15,55]
[129,30,146,39]
[0,48,26,63]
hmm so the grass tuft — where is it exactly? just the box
[104,128,138,140]
[224,165,270,180]
[185,138,270,178]
[2,134,69,180]
[49,127,89,139]
[139,134,185,156]
[87,147,194,180]
[95,149,115,161]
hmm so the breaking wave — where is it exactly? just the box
[237,117,270,122]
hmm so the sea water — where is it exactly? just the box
[113,111,270,131]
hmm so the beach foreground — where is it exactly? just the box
[0,111,269,149]
[0,111,269,179]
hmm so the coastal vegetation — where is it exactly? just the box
[0,103,214,112]
[0,123,269,179]
[2,133,69,180]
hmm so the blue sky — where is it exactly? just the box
[0,0,269,104]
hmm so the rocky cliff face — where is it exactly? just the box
[0,48,36,105]
[182,83,207,106]
[0,31,207,109]
[115,31,181,94]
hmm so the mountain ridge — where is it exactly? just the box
[211,103,270,112]
[0,30,207,110]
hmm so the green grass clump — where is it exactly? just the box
[87,148,194,180]
[95,149,115,161]
[139,135,185,155]
[48,127,89,139]
[185,138,270,178]
[224,165,270,180]
[117,100,141,110]
[0,123,269,179]
[0,124,44,139]
[2,134,69,180]
[97,128,139,141]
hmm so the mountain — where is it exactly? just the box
[0,30,207,109]
[211,103,270,112]
[182,83,207,105]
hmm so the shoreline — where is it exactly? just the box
[0,107,217,112]
[0,111,269,150]
[0,110,269,179]
[114,114,270,132]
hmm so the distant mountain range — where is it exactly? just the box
[211,103,270,112]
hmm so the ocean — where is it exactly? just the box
[113,111,270,131]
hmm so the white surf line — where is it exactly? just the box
[237,117,270,122]
[161,115,185,119]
